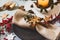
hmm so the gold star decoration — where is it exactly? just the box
[29,16,42,27]
[44,16,51,22]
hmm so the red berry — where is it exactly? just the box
[1,30,5,35]
[2,20,8,24]
[6,23,11,28]
[7,16,13,22]
[0,23,4,26]
[6,23,11,32]
[4,38,8,40]
[56,16,60,18]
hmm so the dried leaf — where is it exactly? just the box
[10,3,16,9]
[19,6,25,11]
[2,13,9,19]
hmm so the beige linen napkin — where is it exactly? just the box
[12,3,60,40]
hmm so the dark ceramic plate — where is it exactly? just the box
[12,24,49,40]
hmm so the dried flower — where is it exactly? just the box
[35,0,59,13]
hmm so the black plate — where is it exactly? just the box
[12,24,49,40]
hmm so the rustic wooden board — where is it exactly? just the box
[12,24,49,40]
